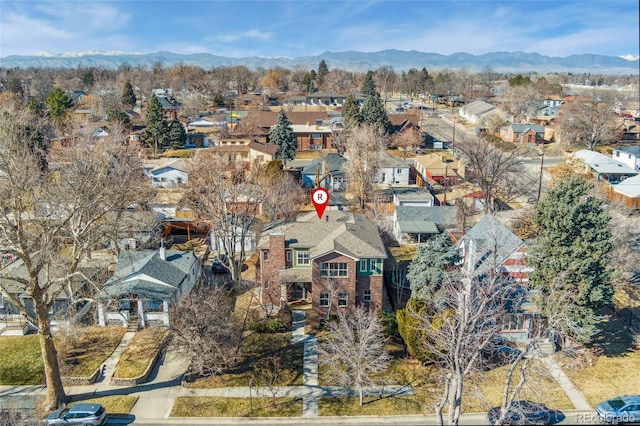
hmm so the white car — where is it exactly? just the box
[595,395,640,424]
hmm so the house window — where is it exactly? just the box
[370,259,380,273]
[161,177,168,182]
[311,133,322,139]
[320,262,348,277]
[396,168,403,174]
[363,289,371,302]
[263,250,269,261]
[286,250,292,262]
[502,314,524,331]
[176,177,183,184]
[319,291,329,307]
[309,144,324,150]
[297,251,310,265]
[338,292,348,307]
[358,260,367,272]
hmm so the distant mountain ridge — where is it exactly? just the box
[1,49,638,74]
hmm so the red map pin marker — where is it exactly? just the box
[311,188,330,219]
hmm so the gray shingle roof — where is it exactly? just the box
[302,154,347,177]
[502,123,545,134]
[258,211,386,260]
[396,205,458,228]
[457,214,523,276]
[461,100,496,116]
[101,249,198,299]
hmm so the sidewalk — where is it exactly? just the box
[542,356,591,410]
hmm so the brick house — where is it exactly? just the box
[499,123,546,144]
[257,211,387,313]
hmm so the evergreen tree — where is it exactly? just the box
[167,118,187,148]
[342,94,361,126]
[121,81,137,108]
[82,72,95,90]
[396,297,430,362]
[268,109,296,164]
[316,60,328,89]
[360,92,392,133]
[144,93,168,153]
[106,105,131,129]
[527,176,613,337]
[361,70,377,96]
[407,233,461,303]
[302,70,317,94]
[44,87,73,125]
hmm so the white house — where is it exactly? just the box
[144,158,189,188]
[459,100,498,124]
[392,186,434,207]
[97,247,200,328]
[376,152,411,185]
[612,145,640,172]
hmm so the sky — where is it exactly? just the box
[1,0,638,60]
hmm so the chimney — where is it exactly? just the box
[465,239,475,274]
[268,233,286,271]
[159,239,166,261]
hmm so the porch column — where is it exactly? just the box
[162,300,170,327]
[137,300,145,329]
[97,302,106,327]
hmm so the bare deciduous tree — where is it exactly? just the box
[455,136,532,212]
[0,111,150,409]
[557,89,620,150]
[170,282,242,378]
[184,152,265,287]
[318,306,391,406]
[344,124,388,210]
[391,128,423,161]
[259,170,306,223]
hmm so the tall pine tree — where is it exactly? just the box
[316,60,328,90]
[44,87,73,126]
[527,176,613,338]
[167,118,187,148]
[122,82,137,109]
[144,93,168,154]
[361,70,377,96]
[342,94,361,127]
[360,92,392,134]
[268,109,296,165]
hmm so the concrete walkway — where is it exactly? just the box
[542,356,591,410]
[291,310,320,417]
[99,331,135,386]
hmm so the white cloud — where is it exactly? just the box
[209,30,272,43]
[620,54,640,61]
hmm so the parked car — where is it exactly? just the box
[46,403,107,426]
[480,337,522,370]
[210,254,230,273]
[487,400,551,425]
[595,395,640,424]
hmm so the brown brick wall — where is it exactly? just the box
[295,133,332,150]
[261,233,286,306]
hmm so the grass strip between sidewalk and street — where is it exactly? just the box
[171,396,302,417]
[71,395,138,414]
[114,328,170,378]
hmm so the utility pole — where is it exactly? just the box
[537,151,545,201]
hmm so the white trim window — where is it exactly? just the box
[363,289,371,302]
[297,251,310,265]
[358,260,367,272]
[320,262,348,277]
[338,291,348,307]
[319,291,329,307]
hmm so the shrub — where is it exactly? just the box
[247,318,287,333]
[379,311,399,339]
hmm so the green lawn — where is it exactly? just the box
[71,395,138,414]
[114,328,169,378]
[187,332,303,388]
[59,326,125,377]
[171,397,301,417]
[0,335,43,385]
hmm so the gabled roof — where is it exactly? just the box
[258,211,387,260]
[458,214,524,276]
[461,100,496,116]
[146,158,189,174]
[381,152,410,168]
[302,153,347,177]
[245,111,333,128]
[101,249,198,300]
[502,123,545,134]
[392,186,434,202]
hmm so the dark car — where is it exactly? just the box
[210,254,229,273]
[487,400,550,425]
[46,403,107,426]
